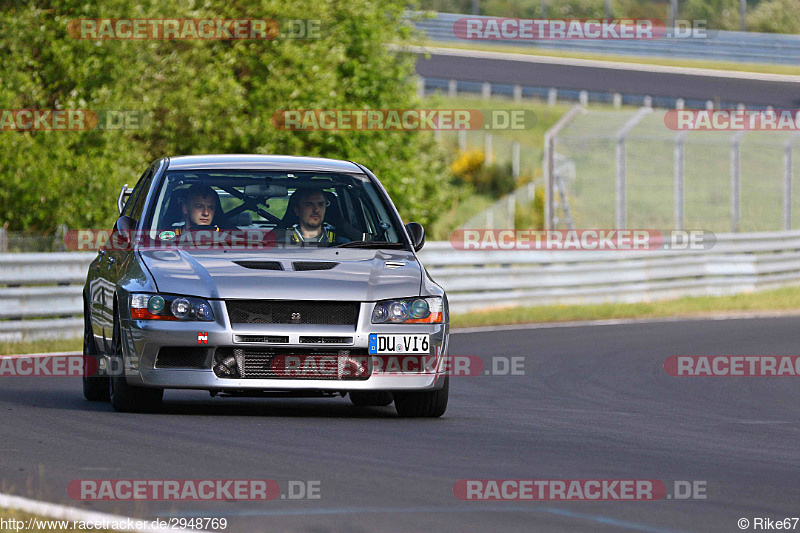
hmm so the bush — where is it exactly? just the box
[747,0,800,33]
[450,149,515,196]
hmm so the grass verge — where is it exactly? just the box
[0,337,81,356]
[419,39,800,76]
[451,286,800,328]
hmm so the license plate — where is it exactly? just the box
[369,334,430,354]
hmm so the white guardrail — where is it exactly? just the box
[3,232,800,340]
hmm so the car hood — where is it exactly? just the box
[138,247,423,301]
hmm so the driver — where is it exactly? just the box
[286,187,341,244]
[175,184,220,235]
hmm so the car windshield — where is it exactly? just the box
[144,170,405,249]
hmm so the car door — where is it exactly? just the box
[89,166,154,352]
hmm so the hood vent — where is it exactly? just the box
[233,260,284,271]
[292,261,338,271]
[385,261,405,269]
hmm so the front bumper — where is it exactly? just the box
[118,301,449,392]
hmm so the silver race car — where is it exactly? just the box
[83,155,449,417]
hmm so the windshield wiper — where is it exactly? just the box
[334,240,405,249]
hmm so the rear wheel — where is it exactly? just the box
[393,377,448,418]
[82,298,110,402]
[349,391,393,407]
[109,309,163,413]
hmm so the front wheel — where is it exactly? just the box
[109,310,163,413]
[393,377,448,418]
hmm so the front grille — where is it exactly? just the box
[235,335,289,343]
[214,347,370,380]
[299,336,353,344]
[292,261,338,271]
[233,260,284,270]
[155,347,208,369]
[225,300,359,326]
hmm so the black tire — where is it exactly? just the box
[109,308,163,413]
[82,296,110,402]
[393,376,449,418]
[349,391,393,407]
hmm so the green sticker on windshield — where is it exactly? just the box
[159,230,176,240]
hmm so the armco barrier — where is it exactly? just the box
[3,233,800,340]
[414,12,800,65]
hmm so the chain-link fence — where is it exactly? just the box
[548,107,800,232]
[0,226,70,253]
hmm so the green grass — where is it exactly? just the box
[451,285,800,328]
[419,39,800,76]
[0,337,81,356]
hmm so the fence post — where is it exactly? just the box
[674,131,689,230]
[543,105,583,230]
[417,76,425,99]
[484,132,493,165]
[508,195,516,229]
[784,134,800,230]
[458,129,467,151]
[730,131,746,232]
[614,107,653,230]
[512,141,520,179]
[0,228,6,253]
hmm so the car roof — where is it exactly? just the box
[165,154,363,173]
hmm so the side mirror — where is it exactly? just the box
[405,222,425,252]
[114,215,136,244]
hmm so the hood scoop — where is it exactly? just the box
[292,261,339,271]
[233,260,284,271]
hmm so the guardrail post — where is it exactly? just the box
[458,129,467,151]
[482,82,491,100]
[579,90,588,106]
[513,84,522,103]
[417,76,425,99]
[674,131,689,230]
[676,98,685,110]
[730,131,746,232]
[548,88,557,107]
[448,79,457,97]
[613,93,622,109]
[512,141,520,178]
[643,95,652,109]
[543,105,583,229]
[484,132,493,164]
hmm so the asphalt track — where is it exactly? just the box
[413,48,800,108]
[2,316,800,532]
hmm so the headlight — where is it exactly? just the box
[372,297,443,324]
[130,294,215,321]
